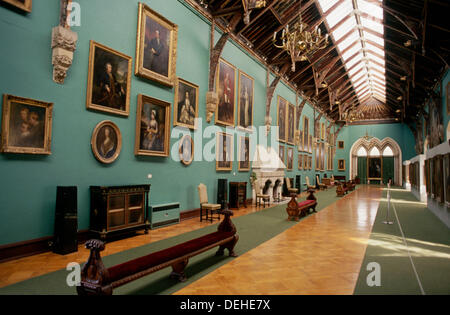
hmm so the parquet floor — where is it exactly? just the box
[0,186,381,294]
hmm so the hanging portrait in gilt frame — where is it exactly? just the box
[237,70,254,131]
[1,94,53,155]
[174,78,198,130]
[135,2,178,87]
[1,0,32,12]
[91,120,122,164]
[215,58,236,127]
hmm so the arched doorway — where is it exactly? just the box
[349,137,402,185]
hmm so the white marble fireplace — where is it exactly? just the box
[251,145,286,204]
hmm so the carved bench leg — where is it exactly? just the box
[216,235,239,257]
[170,258,189,282]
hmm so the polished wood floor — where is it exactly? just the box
[0,185,381,294]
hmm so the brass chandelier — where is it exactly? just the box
[273,8,329,72]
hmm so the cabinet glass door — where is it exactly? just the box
[108,195,126,229]
[128,193,144,224]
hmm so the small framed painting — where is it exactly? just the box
[238,135,250,171]
[338,159,345,171]
[216,132,233,171]
[1,0,32,12]
[338,141,344,149]
[179,134,194,166]
[1,94,53,155]
[174,78,198,130]
[91,120,122,164]
[135,94,171,157]
[86,40,132,117]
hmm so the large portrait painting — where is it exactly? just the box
[277,96,287,143]
[179,134,194,166]
[216,132,233,171]
[298,154,303,170]
[298,130,304,152]
[238,136,250,171]
[368,157,382,178]
[1,94,52,155]
[303,116,309,151]
[237,70,254,131]
[174,78,198,130]
[135,94,171,157]
[287,103,296,145]
[86,41,132,116]
[135,3,178,87]
[1,0,32,12]
[215,59,236,127]
[91,120,122,164]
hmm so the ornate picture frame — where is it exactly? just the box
[338,159,345,171]
[135,94,171,157]
[135,2,178,87]
[86,40,132,117]
[216,132,233,171]
[215,58,236,127]
[1,0,32,12]
[303,116,309,151]
[237,70,254,131]
[298,154,303,170]
[238,135,250,171]
[338,140,344,149]
[91,120,122,164]
[1,94,53,155]
[279,144,285,165]
[174,78,198,130]
[287,103,296,145]
[179,134,194,166]
[277,96,287,143]
[287,147,294,171]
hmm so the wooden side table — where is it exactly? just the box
[229,182,247,210]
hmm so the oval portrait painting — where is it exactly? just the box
[91,120,122,164]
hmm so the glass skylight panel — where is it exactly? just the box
[353,74,369,87]
[358,0,383,19]
[345,53,363,68]
[343,42,363,60]
[363,31,384,46]
[325,0,353,29]
[367,53,385,66]
[368,61,385,74]
[361,17,383,34]
[337,31,359,51]
[318,0,339,13]
[352,68,368,82]
[333,16,357,40]
[348,62,364,76]
[365,43,384,57]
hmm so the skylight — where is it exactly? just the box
[318,0,386,109]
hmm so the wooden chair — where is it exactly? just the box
[304,176,315,190]
[254,179,270,207]
[285,177,298,196]
[316,175,327,190]
[198,183,221,222]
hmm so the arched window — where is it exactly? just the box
[382,146,394,156]
[357,146,368,156]
[369,147,381,156]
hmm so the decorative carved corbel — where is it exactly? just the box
[52,0,78,84]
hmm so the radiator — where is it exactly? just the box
[149,202,180,229]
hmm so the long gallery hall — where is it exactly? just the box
[0,0,449,299]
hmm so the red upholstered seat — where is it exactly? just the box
[297,200,316,208]
[107,231,235,283]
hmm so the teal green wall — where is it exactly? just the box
[0,0,331,246]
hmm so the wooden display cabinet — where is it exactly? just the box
[90,185,151,240]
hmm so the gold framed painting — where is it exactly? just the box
[287,147,294,171]
[298,154,303,170]
[279,144,285,165]
[277,96,287,143]
[304,155,308,170]
[216,132,233,171]
[86,40,132,117]
[1,94,53,155]
[309,135,313,153]
[237,70,254,131]
[338,159,345,171]
[174,78,198,130]
[135,2,178,87]
[309,156,312,170]
[303,116,309,150]
[1,0,32,12]
[91,120,122,164]
[238,135,250,171]
[135,94,171,157]
[215,58,236,127]
[338,140,344,149]
[287,103,296,145]
[179,134,194,166]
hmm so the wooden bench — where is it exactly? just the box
[336,182,348,196]
[77,209,239,295]
[346,181,355,191]
[286,189,317,221]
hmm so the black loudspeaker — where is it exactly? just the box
[295,175,301,192]
[53,186,78,255]
[217,179,228,209]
